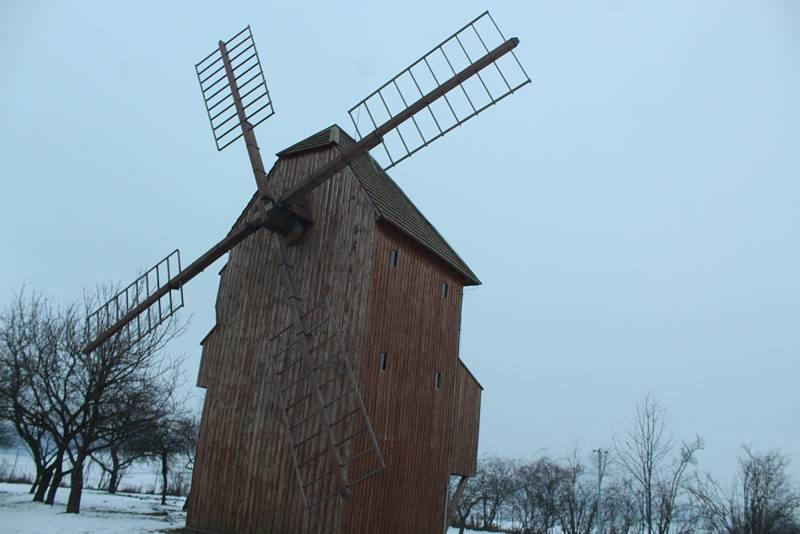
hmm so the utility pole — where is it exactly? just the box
[593,448,609,534]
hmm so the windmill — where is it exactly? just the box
[83,11,530,532]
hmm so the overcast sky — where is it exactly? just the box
[1,1,798,482]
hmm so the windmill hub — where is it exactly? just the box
[262,197,311,244]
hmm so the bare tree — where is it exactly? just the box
[0,377,14,447]
[1,285,185,513]
[176,415,199,511]
[179,415,199,472]
[472,455,520,529]
[511,456,568,534]
[449,475,484,534]
[91,413,197,497]
[613,393,703,534]
[60,294,184,513]
[691,446,800,534]
[91,428,153,494]
[131,411,197,505]
[0,290,66,502]
[558,450,597,534]
[604,477,641,534]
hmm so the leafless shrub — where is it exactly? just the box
[691,446,800,534]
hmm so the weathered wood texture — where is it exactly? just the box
[187,145,481,534]
[340,222,482,533]
[450,360,482,476]
[189,145,375,534]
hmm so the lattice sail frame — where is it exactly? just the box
[266,300,384,508]
[86,250,184,346]
[348,11,530,170]
[195,26,275,151]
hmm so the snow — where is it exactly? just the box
[0,482,486,534]
[0,482,185,533]
[0,481,484,534]
[1,448,483,532]
[0,482,482,534]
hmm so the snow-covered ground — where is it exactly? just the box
[0,482,186,533]
[0,481,482,533]
[0,452,479,534]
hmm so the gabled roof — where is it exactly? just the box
[275,126,341,158]
[275,125,480,286]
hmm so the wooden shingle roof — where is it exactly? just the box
[275,126,340,158]
[275,125,480,286]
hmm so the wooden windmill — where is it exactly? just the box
[83,11,530,534]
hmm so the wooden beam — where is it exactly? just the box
[445,475,470,534]
[284,38,520,204]
[81,219,261,354]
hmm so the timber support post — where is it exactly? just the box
[445,475,470,533]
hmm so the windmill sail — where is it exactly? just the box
[284,11,528,204]
[267,299,384,508]
[85,250,183,352]
[196,26,275,151]
[81,221,262,354]
[348,11,530,170]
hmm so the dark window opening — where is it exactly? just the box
[390,249,399,268]
[434,370,442,390]
[442,283,449,298]
[380,352,388,372]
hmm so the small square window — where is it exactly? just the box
[442,283,449,298]
[434,370,442,390]
[380,352,388,372]
[390,249,399,268]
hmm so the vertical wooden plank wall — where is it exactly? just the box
[188,147,482,533]
[449,361,482,476]
[188,145,378,534]
[341,222,476,533]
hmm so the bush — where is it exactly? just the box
[118,483,144,494]
[167,470,191,497]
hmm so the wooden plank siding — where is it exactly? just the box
[188,145,377,534]
[449,360,482,476]
[340,221,480,533]
[188,146,482,533]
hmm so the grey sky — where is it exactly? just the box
[1,1,798,482]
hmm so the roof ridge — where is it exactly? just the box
[252,125,480,285]
[275,124,341,157]
[347,152,480,285]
